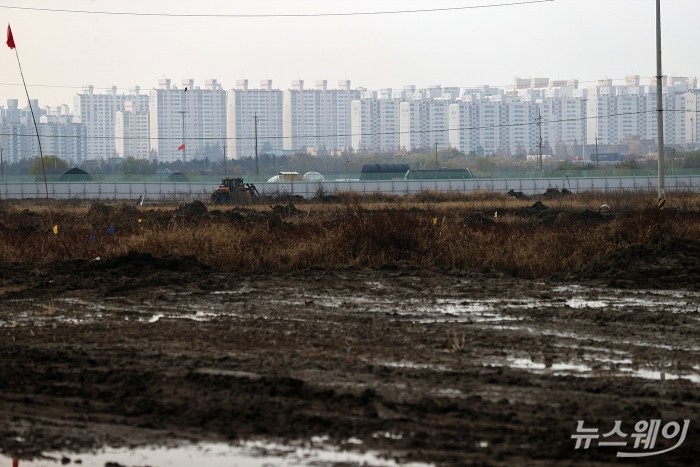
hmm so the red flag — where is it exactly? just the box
[7,24,15,49]
[178,144,185,151]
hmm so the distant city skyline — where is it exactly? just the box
[0,0,698,106]
[0,73,695,111]
[2,74,697,164]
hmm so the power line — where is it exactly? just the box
[0,1,555,18]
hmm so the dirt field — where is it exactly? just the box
[1,199,699,466]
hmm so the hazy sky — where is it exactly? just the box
[1,0,698,107]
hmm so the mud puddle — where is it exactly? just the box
[1,439,432,467]
[4,283,696,329]
[485,354,700,384]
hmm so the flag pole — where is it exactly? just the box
[7,24,49,203]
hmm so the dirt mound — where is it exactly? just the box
[506,189,529,200]
[271,203,301,216]
[93,251,207,275]
[224,209,247,221]
[508,200,549,218]
[542,187,572,198]
[3,252,213,298]
[118,204,140,217]
[86,202,114,220]
[466,212,496,226]
[573,238,700,290]
[554,209,614,225]
[174,200,208,217]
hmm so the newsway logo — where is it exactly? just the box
[572,419,690,457]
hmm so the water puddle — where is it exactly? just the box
[0,439,433,467]
[376,360,450,372]
[2,282,698,329]
[485,355,700,385]
[619,368,700,384]
[503,357,591,374]
[551,286,700,313]
[566,298,607,308]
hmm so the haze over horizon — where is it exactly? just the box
[0,0,698,107]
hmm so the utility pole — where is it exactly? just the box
[536,108,543,176]
[223,143,227,176]
[179,110,187,163]
[595,136,599,168]
[0,147,3,182]
[582,98,588,161]
[180,86,188,164]
[691,117,694,148]
[656,0,665,202]
[254,113,259,180]
[693,104,700,150]
[435,141,439,169]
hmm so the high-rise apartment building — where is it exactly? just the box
[0,99,87,164]
[351,93,401,152]
[74,85,148,160]
[149,79,226,163]
[227,80,283,160]
[115,101,150,159]
[448,97,480,155]
[351,96,379,152]
[282,80,361,153]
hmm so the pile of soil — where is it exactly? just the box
[573,238,700,290]
[174,200,208,217]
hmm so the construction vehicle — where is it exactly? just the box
[210,177,259,204]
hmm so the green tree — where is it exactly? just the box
[29,156,68,175]
[616,159,641,170]
[684,151,700,168]
[119,157,157,175]
[473,156,496,175]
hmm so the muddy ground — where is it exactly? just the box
[0,201,699,465]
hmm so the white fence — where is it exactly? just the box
[1,176,698,201]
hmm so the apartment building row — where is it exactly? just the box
[0,76,698,164]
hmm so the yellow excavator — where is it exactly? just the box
[210,178,259,203]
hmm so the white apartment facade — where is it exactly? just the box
[0,99,87,163]
[351,96,379,152]
[74,85,148,160]
[115,100,150,159]
[149,79,227,163]
[227,79,283,160]
[282,80,361,153]
[351,94,401,152]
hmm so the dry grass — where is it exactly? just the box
[1,190,699,279]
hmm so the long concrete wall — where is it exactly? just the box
[0,176,698,201]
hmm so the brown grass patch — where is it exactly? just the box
[1,190,699,279]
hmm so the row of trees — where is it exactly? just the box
[2,148,699,178]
